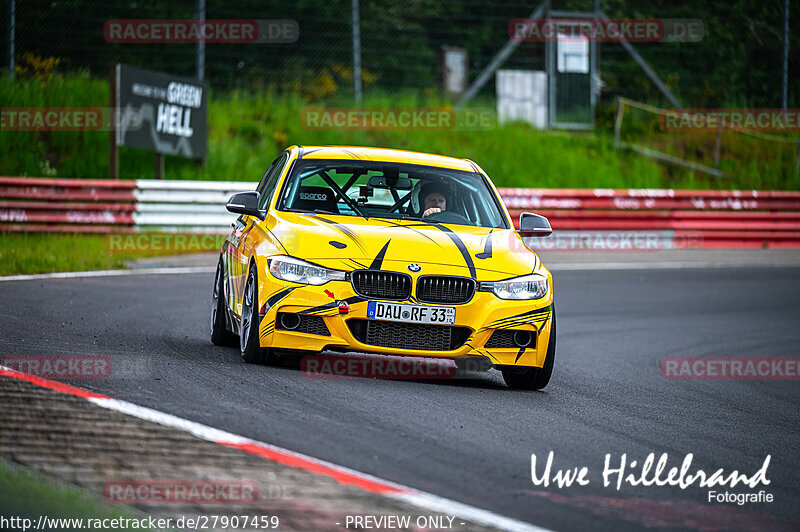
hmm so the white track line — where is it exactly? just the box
[0,266,214,282]
[0,365,551,532]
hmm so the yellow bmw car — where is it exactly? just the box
[210,146,556,389]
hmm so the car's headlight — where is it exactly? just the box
[267,255,346,285]
[480,273,548,300]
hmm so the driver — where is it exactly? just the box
[420,182,448,219]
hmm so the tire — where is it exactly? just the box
[501,305,556,390]
[210,259,238,347]
[239,264,278,364]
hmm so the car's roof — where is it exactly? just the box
[290,146,476,172]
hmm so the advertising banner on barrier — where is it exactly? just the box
[115,64,208,160]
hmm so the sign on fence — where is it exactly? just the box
[115,64,208,160]
[496,70,547,129]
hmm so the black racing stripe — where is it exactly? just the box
[489,304,552,327]
[428,223,477,280]
[302,308,338,317]
[492,315,550,330]
[299,292,367,315]
[475,230,493,260]
[341,148,366,160]
[487,352,499,362]
[514,347,526,363]
[369,241,391,270]
[491,316,550,331]
[316,216,366,252]
[478,348,495,358]
[491,308,551,326]
[260,287,298,325]
[464,341,498,362]
[378,219,442,246]
[266,287,297,308]
[493,318,549,331]
[347,258,369,269]
[300,302,338,314]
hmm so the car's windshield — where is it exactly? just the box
[277,159,508,229]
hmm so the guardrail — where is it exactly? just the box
[501,188,800,249]
[2,178,799,249]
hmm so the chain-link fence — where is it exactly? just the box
[5,0,798,112]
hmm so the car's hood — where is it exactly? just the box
[266,212,541,278]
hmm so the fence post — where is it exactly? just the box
[783,0,789,110]
[613,97,624,149]
[197,0,205,81]
[351,0,362,106]
[155,153,164,180]
[109,65,119,179]
[8,0,14,79]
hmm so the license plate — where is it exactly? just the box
[366,301,455,325]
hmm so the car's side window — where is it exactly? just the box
[256,154,288,210]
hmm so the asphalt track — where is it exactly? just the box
[1,265,799,531]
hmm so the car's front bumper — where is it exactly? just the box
[256,268,554,368]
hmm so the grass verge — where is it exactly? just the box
[0,459,146,531]
[0,233,222,276]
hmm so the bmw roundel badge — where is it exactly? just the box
[408,263,421,273]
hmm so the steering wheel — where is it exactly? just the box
[423,210,472,225]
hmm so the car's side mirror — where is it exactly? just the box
[518,212,552,237]
[226,191,265,220]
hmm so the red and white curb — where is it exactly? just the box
[0,365,551,532]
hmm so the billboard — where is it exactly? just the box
[115,64,208,160]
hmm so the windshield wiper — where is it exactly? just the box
[314,209,340,215]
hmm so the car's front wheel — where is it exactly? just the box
[501,305,556,390]
[240,264,278,364]
[210,259,238,347]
